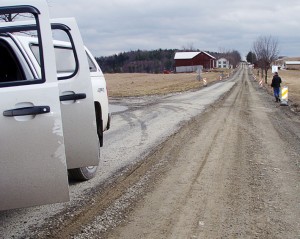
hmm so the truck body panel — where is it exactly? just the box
[0,0,70,211]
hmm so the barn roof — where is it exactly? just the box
[202,52,216,59]
[285,61,300,65]
[174,52,200,60]
[174,51,216,60]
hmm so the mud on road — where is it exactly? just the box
[3,66,300,238]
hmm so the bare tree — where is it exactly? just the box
[227,50,241,68]
[253,36,279,84]
[217,48,242,68]
[0,1,50,22]
[0,14,19,22]
[0,13,34,22]
[181,43,196,52]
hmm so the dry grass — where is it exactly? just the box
[255,69,300,109]
[106,68,300,111]
[105,69,232,97]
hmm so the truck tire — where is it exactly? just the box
[68,166,98,181]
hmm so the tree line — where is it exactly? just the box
[96,49,175,73]
[96,49,242,73]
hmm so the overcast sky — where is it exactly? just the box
[49,0,300,58]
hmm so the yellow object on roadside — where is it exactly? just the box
[280,86,288,106]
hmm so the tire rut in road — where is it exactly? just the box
[36,148,176,238]
[30,87,234,239]
[27,145,178,238]
[106,66,300,239]
[28,65,299,238]
[104,84,250,239]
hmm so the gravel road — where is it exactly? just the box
[1,64,299,238]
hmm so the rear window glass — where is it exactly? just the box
[86,52,97,72]
[31,44,76,74]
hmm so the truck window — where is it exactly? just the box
[31,44,76,75]
[28,27,79,80]
[31,44,96,76]
[86,52,97,72]
[0,39,25,83]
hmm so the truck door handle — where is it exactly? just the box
[59,93,86,102]
[3,106,50,117]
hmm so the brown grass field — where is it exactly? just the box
[105,68,300,110]
[263,70,300,108]
[105,69,232,97]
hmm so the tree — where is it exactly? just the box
[246,51,257,64]
[253,36,279,84]
[0,12,36,22]
[216,49,242,68]
[182,43,196,51]
[0,14,20,22]
[228,50,242,68]
[1,0,50,22]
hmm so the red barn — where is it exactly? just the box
[174,51,216,73]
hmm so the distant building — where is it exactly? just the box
[274,57,300,70]
[174,51,215,73]
[284,61,300,70]
[216,58,230,69]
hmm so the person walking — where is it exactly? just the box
[271,72,282,102]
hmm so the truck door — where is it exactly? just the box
[50,18,99,169]
[0,1,69,210]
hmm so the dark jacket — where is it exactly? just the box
[271,75,282,88]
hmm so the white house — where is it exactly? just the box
[216,58,230,68]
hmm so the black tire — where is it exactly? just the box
[68,166,98,181]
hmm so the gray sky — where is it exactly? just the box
[49,0,300,58]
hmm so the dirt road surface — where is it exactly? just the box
[1,64,299,238]
[105,66,300,239]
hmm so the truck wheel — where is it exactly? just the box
[68,166,98,181]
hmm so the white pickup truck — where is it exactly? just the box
[0,0,110,210]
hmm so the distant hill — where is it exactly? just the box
[95,49,241,73]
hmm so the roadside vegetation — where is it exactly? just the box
[257,69,300,111]
[246,35,299,111]
[247,35,279,84]
[105,69,233,97]
[106,67,300,112]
